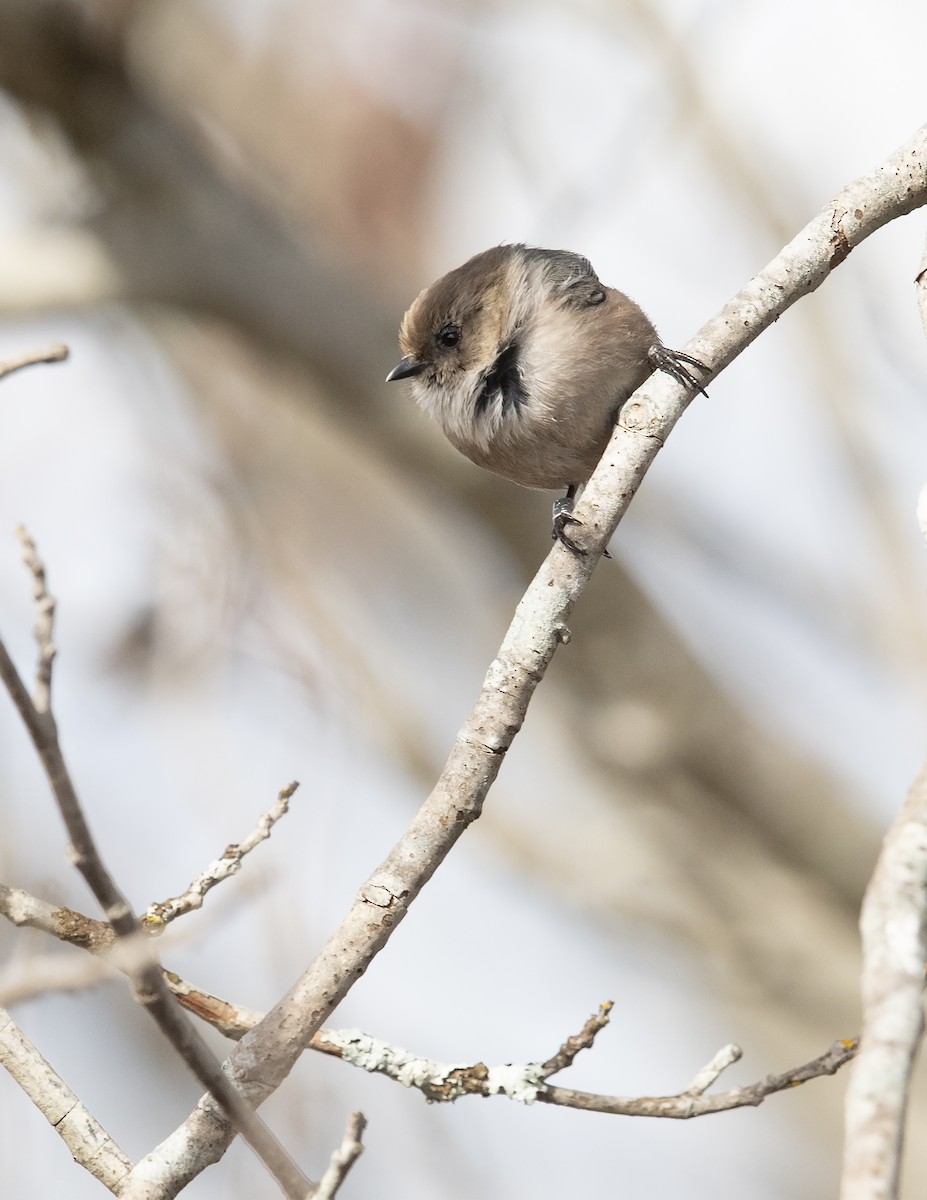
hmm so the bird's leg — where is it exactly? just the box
[552,485,584,555]
[647,344,711,397]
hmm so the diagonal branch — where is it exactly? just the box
[142,781,299,931]
[128,121,927,1194]
[0,536,315,1199]
[16,526,56,711]
[0,1004,133,1189]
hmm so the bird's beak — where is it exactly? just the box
[386,357,427,382]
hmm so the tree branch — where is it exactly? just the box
[112,121,927,1193]
[540,1000,614,1075]
[15,526,56,711]
[315,1113,367,1200]
[839,755,927,1199]
[0,896,862,1126]
[169,985,857,1119]
[0,535,315,1199]
[142,782,298,931]
[0,882,115,953]
[0,1004,133,1189]
[541,1037,859,1118]
[0,342,69,381]
[838,479,927,1200]
[0,876,858,1190]
[6,125,926,1194]
[134,124,927,1191]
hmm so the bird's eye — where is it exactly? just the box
[436,324,461,348]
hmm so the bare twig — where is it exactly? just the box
[315,1027,547,1103]
[916,237,927,345]
[125,123,927,1189]
[0,1004,133,1190]
[0,897,854,1125]
[0,882,115,953]
[314,1015,856,1117]
[0,343,69,381]
[682,1043,743,1095]
[16,526,56,712]
[163,980,856,1119]
[540,1000,614,1075]
[540,1038,859,1118]
[143,782,298,931]
[839,756,927,1200]
[315,1112,367,1200]
[0,536,315,1199]
[166,971,267,1040]
[1,879,858,1154]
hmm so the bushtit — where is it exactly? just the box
[387,244,708,553]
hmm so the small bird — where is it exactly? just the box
[386,244,708,553]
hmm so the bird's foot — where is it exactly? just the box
[551,495,611,558]
[648,345,711,397]
[552,497,585,556]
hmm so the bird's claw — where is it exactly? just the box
[554,529,586,555]
[648,345,711,397]
[551,497,611,558]
[552,507,586,556]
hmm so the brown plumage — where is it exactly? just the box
[387,245,707,549]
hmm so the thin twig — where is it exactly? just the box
[0,883,115,954]
[540,1038,859,1118]
[683,1043,742,1095]
[540,1000,613,1075]
[315,1112,367,1200]
[143,782,298,931]
[166,971,267,1040]
[0,343,69,382]
[0,535,315,1199]
[16,526,56,713]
